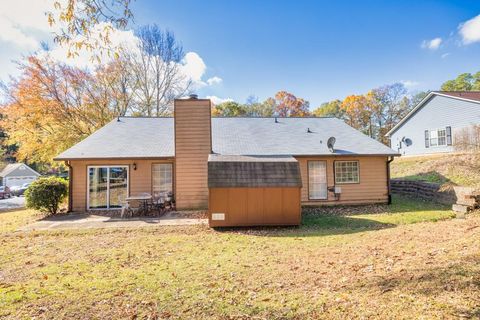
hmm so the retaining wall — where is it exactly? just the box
[390,179,476,205]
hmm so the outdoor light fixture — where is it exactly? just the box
[133,162,137,170]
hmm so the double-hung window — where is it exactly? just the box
[335,161,360,184]
[437,129,447,146]
[152,163,173,196]
[428,128,448,147]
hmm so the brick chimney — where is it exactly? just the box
[174,95,212,209]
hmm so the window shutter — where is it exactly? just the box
[446,126,452,146]
[425,130,430,148]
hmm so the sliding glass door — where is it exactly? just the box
[88,166,128,209]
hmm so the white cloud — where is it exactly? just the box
[207,76,223,86]
[459,14,480,45]
[181,52,207,84]
[421,37,442,50]
[207,95,233,105]
[400,80,419,88]
[180,53,224,89]
[0,2,225,90]
[441,52,451,59]
[44,22,139,69]
[0,18,39,49]
[0,0,58,49]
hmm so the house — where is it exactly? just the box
[0,163,41,188]
[55,96,398,226]
[386,91,480,156]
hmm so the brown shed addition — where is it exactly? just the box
[208,155,302,227]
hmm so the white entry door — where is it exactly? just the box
[308,161,328,200]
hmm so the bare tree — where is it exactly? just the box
[94,58,137,116]
[129,25,191,116]
[454,125,480,152]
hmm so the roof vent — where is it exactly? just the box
[327,136,336,153]
[189,94,198,99]
[307,128,312,133]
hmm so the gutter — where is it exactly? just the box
[386,156,394,205]
[64,161,73,213]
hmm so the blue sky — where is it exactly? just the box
[132,0,480,106]
[1,1,480,108]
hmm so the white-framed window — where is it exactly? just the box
[437,129,446,146]
[430,129,447,146]
[152,163,173,195]
[87,166,128,209]
[308,161,327,200]
[426,127,451,148]
[430,130,438,146]
[335,161,359,184]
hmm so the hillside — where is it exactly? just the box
[391,153,480,188]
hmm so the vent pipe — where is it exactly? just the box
[189,94,198,99]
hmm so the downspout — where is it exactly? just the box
[387,156,394,205]
[64,161,73,213]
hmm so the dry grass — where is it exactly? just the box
[391,153,480,187]
[0,198,479,319]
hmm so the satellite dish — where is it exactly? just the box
[327,137,336,153]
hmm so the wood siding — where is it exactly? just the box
[209,187,301,227]
[296,156,389,205]
[174,99,212,209]
[69,159,173,212]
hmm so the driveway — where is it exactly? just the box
[0,196,25,211]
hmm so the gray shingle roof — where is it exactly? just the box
[55,118,175,160]
[208,155,302,188]
[0,163,40,177]
[55,117,397,160]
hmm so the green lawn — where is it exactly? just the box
[0,196,479,319]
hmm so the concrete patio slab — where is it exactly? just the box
[18,214,208,231]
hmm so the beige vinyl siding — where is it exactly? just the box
[296,156,389,205]
[174,99,212,209]
[69,159,173,212]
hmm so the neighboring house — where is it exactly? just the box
[0,163,41,188]
[55,96,398,226]
[386,91,480,156]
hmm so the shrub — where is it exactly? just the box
[25,177,68,215]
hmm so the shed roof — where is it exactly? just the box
[55,117,397,160]
[208,155,302,188]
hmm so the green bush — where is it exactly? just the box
[25,177,68,215]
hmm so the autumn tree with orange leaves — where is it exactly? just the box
[272,91,311,117]
[1,56,117,164]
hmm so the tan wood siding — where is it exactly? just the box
[209,187,301,227]
[296,156,389,205]
[174,99,212,209]
[69,159,173,212]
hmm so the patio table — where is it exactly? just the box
[125,194,152,215]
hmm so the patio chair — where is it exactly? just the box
[148,192,166,216]
[121,197,141,218]
[165,192,176,211]
[121,201,134,218]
